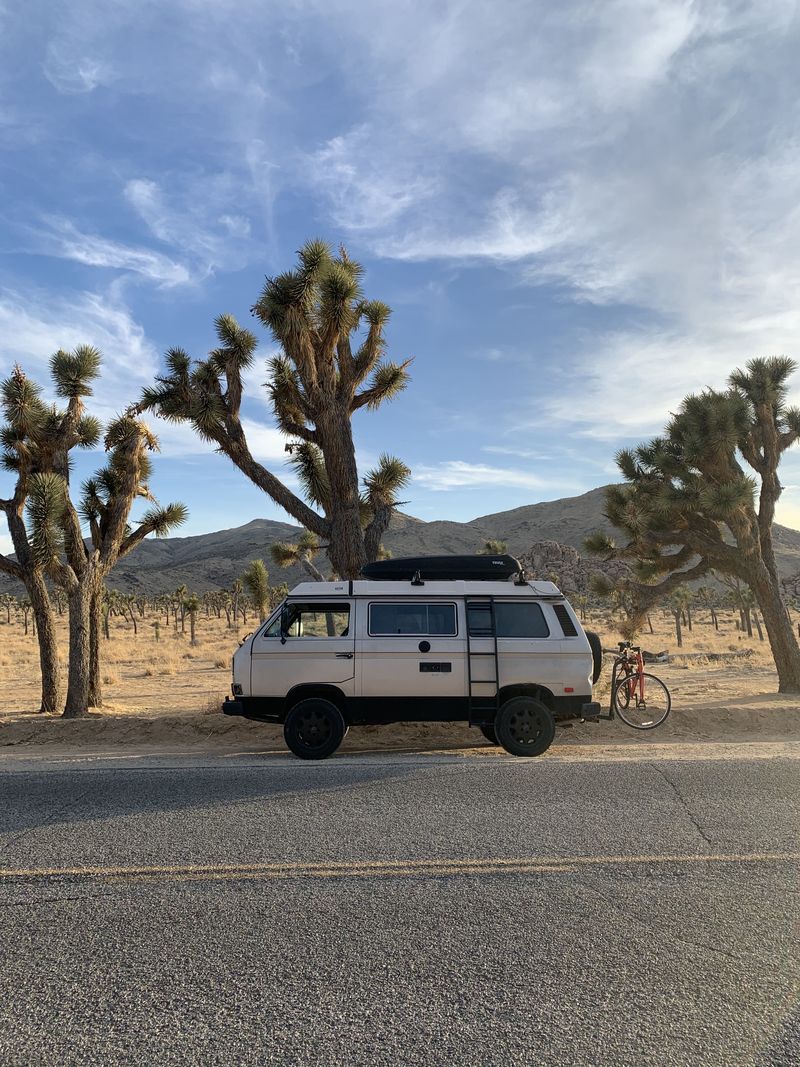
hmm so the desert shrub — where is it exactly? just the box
[202,693,225,715]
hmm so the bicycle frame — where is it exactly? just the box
[610,644,646,710]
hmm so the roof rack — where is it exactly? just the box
[361,554,528,583]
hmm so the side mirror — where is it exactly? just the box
[280,606,289,645]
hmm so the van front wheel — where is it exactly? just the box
[495,696,556,757]
[284,698,346,760]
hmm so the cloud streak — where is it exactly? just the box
[33,218,191,287]
[413,461,549,492]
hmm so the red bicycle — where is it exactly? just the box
[610,641,671,730]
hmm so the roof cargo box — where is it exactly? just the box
[361,554,523,581]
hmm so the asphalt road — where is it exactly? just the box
[0,748,798,1067]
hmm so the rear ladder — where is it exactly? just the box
[466,598,500,724]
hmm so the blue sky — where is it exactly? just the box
[3,0,800,553]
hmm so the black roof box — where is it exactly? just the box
[361,554,523,581]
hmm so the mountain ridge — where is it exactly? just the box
[3,485,800,595]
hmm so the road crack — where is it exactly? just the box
[650,763,715,848]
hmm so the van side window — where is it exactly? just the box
[495,602,549,638]
[468,602,549,638]
[368,602,457,636]
[282,603,350,638]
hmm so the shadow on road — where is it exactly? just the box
[0,759,420,838]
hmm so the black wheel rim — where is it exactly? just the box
[507,707,545,747]
[296,708,333,749]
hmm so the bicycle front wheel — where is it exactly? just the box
[612,673,671,730]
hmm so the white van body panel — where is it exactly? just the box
[357,598,467,699]
[230,578,595,712]
[249,600,356,699]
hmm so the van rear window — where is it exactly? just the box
[368,602,457,636]
[494,602,549,638]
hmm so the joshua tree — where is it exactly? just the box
[28,413,187,717]
[0,356,101,712]
[587,358,800,692]
[184,593,200,645]
[230,579,243,624]
[270,530,326,581]
[590,573,640,641]
[666,587,692,647]
[696,585,719,629]
[242,559,271,621]
[139,240,411,579]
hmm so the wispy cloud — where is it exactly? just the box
[32,218,191,287]
[124,175,261,275]
[413,461,547,492]
[43,48,115,94]
[306,126,439,232]
[0,283,293,471]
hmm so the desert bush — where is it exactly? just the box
[201,693,225,715]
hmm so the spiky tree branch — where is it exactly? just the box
[139,240,411,577]
[587,356,800,690]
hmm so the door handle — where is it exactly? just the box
[335,652,354,659]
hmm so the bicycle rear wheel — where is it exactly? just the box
[612,673,671,730]
[612,668,633,710]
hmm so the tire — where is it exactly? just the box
[586,631,603,684]
[283,698,346,760]
[612,673,671,730]
[494,696,556,757]
[478,723,499,745]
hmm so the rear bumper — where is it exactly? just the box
[579,701,603,721]
[223,699,244,717]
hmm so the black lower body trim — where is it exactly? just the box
[223,693,594,727]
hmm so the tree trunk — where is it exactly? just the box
[27,571,61,714]
[88,590,103,709]
[647,614,653,634]
[319,407,367,579]
[673,611,682,648]
[754,613,764,641]
[64,580,93,718]
[751,567,800,692]
[190,614,196,645]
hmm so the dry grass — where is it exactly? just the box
[0,604,790,721]
[0,611,236,716]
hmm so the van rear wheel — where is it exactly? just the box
[284,698,346,760]
[495,696,556,757]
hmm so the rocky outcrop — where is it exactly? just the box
[519,540,629,596]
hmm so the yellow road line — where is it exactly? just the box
[111,863,579,885]
[0,851,797,884]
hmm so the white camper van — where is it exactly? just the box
[223,555,603,759]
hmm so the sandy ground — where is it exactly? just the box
[1,608,799,753]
